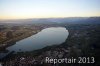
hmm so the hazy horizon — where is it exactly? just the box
[0,0,100,20]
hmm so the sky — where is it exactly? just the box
[0,0,100,20]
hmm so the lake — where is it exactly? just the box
[7,27,69,52]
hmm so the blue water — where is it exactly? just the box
[7,27,69,52]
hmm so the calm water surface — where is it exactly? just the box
[7,27,69,52]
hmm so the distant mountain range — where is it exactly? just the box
[0,17,100,24]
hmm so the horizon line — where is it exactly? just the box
[0,16,100,21]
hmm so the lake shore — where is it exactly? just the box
[0,28,42,51]
[1,24,100,66]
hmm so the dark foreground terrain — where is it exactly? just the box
[0,24,100,66]
[0,17,100,66]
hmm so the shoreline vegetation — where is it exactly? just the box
[0,30,41,50]
[0,24,59,51]
[0,23,100,66]
[0,26,43,51]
